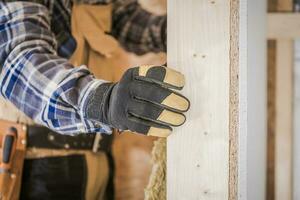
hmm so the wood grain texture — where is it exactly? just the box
[268,13,300,39]
[275,39,294,200]
[166,0,242,199]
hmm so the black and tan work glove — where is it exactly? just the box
[85,65,190,137]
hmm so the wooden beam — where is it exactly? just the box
[275,39,294,200]
[268,13,300,39]
[167,0,247,199]
[265,1,294,199]
[274,1,293,200]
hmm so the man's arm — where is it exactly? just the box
[0,2,111,135]
[0,1,189,137]
[111,0,166,55]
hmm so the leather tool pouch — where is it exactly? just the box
[0,120,27,200]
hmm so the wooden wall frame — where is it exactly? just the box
[268,13,300,39]
[267,0,294,200]
[166,0,267,199]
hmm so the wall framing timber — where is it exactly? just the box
[166,0,266,199]
[267,0,294,199]
[275,39,293,200]
[268,13,300,39]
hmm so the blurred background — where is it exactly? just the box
[267,0,300,200]
[112,1,166,200]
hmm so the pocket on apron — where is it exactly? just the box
[20,154,87,200]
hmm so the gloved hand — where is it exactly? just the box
[85,65,190,137]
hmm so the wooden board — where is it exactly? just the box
[268,13,300,39]
[275,38,294,200]
[274,1,293,200]
[167,0,245,199]
[266,1,294,199]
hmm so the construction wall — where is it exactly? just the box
[267,0,300,199]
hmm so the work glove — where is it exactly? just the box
[85,65,190,137]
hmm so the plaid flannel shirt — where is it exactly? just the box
[0,0,166,135]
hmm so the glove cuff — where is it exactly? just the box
[84,82,115,125]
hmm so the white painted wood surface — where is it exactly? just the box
[275,39,294,200]
[167,0,241,199]
[293,39,300,200]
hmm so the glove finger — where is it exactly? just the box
[132,81,190,112]
[135,65,185,90]
[128,100,186,127]
[127,114,172,137]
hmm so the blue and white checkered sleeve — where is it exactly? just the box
[0,2,112,135]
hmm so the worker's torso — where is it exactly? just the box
[0,4,116,200]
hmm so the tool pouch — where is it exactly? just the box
[0,120,27,200]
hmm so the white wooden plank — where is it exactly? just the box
[167,0,237,199]
[267,13,300,39]
[293,39,300,200]
[275,39,294,200]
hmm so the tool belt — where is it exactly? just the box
[0,120,26,200]
[27,125,113,153]
[0,119,113,200]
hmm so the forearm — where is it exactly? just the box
[0,2,111,135]
[112,0,167,55]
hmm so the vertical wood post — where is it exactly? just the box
[167,0,248,199]
[275,39,294,200]
[167,0,267,199]
[274,1,294,200]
